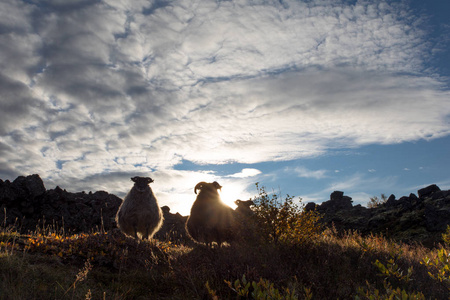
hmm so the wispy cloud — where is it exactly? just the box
[228,168,262,178]
[289,166,328,179]
[0,0,449,213]
[325,173,398,194]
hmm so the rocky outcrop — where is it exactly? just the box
[0,174,191,242]
[155,206,191,244]
[0,174,122,233]
[306,185,450,246]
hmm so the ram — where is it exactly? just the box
[116,176,163,240]
[186,181,235,246]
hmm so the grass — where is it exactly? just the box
[1,224,450,299]
[2,185,449,299]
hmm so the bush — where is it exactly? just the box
[251,183,323,246]
[367,194,388,208]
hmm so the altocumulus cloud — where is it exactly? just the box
[0,0,449,213]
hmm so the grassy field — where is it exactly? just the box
[1,222,450,299]
[1,186,450,299]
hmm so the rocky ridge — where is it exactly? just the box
[305,184,450,246]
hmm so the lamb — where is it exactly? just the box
[185,181,236,246]
[116,176,164,240]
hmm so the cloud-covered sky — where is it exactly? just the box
[1,0,449,214]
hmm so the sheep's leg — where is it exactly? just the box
[143,227,149,240]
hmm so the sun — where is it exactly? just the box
[218,182,248,209]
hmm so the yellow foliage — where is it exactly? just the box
[252,183,323,245]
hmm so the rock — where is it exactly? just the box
[330,191,344,201]
[0,174,122,234]
[155,205,190,244]
[312,184,450,246]
[385,194,396,207]
[318,191,353,213]
[418,184,441,199]
[13,174,46,198]
[304,202,318,212]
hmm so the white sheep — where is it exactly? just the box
[185,181,236,246]
[116,176,163,240]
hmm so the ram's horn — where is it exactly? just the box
[194,182,207,194]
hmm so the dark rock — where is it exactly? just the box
[385,194,396,207]
[313,184,450,246]
[330,191,344,201]
[0,174,123,234]
[432,190,450,200]
[304,202,317,212]
[155,205,190,244]
[424,204,450,232]
[318,191,353,214]
[418,184,441,199]
[12,174,46,198]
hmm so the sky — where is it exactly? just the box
[0,0,449,215]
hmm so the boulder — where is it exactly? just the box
[418,184,441,199]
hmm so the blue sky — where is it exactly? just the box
[0,0,449,215]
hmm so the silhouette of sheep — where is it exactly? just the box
[234,199,255,217]
[233,199,260,244]
[186,181,236,246]
[116,176,163,240]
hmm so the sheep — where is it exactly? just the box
[234,199,255,217]
[233,199,261,244]
[116,176,163,241]
[185,181,236,247]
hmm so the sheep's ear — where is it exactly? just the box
[212,181,222,191]
[235,200,241,205]
[131,177,138,182]
[146,177,154,184]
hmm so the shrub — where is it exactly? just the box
[225,275,301,300]
[251,183,323,246]
[367,194,388,208]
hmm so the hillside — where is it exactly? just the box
[1,175,450,299]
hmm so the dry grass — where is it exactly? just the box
[1,198,450,299]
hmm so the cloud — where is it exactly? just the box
[228,168,262,178]
[0,0,449,213]
[325,173,398,193]
[289,166,328,179]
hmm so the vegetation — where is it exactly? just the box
[367,194,388,208]
[1,185,450,299]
